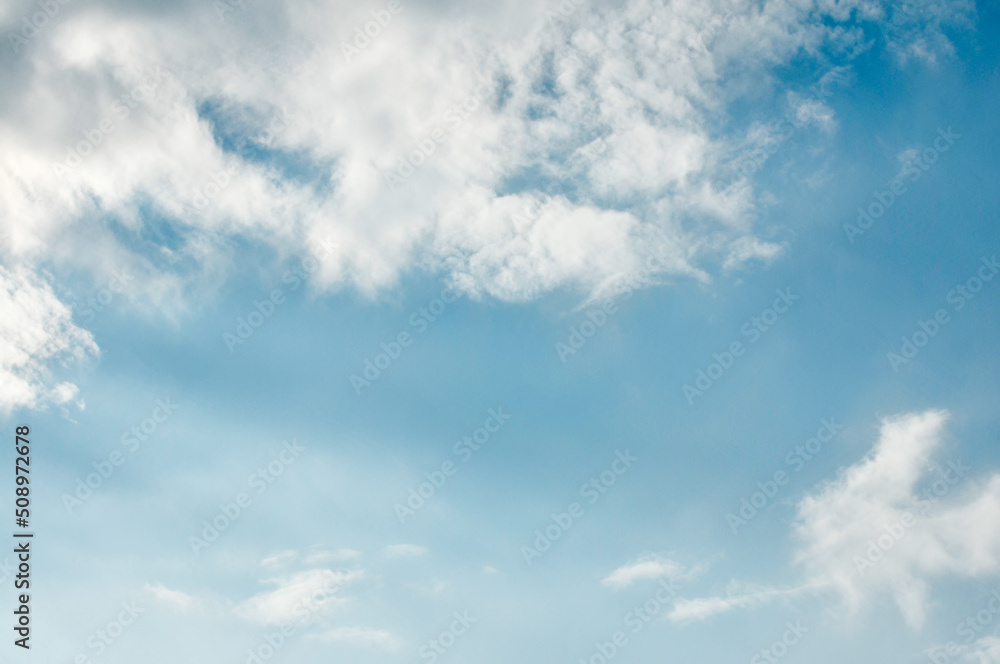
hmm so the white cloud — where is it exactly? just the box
[143,583,198,611]
[384,544,427,559]
[0,0,975,320]
[672,410,1000,628]
[667,585,812,622]
[602,555,697,589]
[793,410,1000,628]
[48,381,80,405]
[722,236,785,271]
[234,569,364,625]
[0,265,98,411]
[668,589,774,622]
[873,0,977,67]
[0,2,976,401]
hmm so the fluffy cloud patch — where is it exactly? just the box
[0,265,97,411]
[0,0,977,405]
[0,0,977,313]
[669,410,1000,628]
[794,410,1000,628]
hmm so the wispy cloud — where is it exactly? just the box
[667,585,812,622]
[316,626,399,649]
[304,548,363,565]
[143,583,198,611]
[261,550,298,569]
[602,555,699,590]
[234,569,364,625]
[384,544,428,559]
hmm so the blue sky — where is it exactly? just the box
[2,0,1000,662]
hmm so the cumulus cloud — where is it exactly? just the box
[669,410,1000,628]
[0,265,97,411]
[0,0,976,315]
[0,0,976,402]
[794,410,1000,628]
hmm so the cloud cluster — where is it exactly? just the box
[0,0,976,408]
[146,547,389,641]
